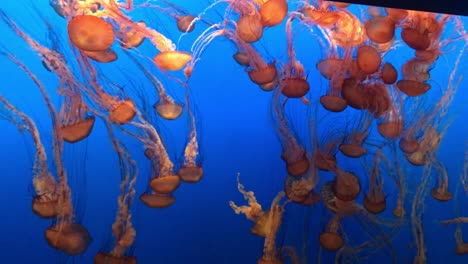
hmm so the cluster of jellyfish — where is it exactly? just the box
[0,0,467,263]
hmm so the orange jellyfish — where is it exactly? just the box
[95,120,137,263]
[279,15,310,100]
[74,54,136,125]
[300,1,342,28]
[311,125,341,172]
[271,89,309,176]
[230,0,264,43]
[0,95,59,218]
[356,45,382,75]
[254,0,288,27]
[138,0,197,33]
[68,15,115,51]
[229,173,286,263]
[363,150,387,214]
[0,11,96,143]
[126,52,183,120]
[3,51,91,255]
[377,90,403,140]
[127,109,180,197]
[365,15,395,44]
[284,163,320,205]
[177,86,204,183]
[320,214,344,251]
[339,111,372,158]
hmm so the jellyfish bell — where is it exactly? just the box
[431,187,452,202]
[401,28,431,51]
[154,101,183,120]
[356,45,381,74]
[153,51,192,71]
[314,153,337,171]
[365,16,395,44]
[109,99,136,125]
[177,166,204,183]
[301,8,341,27]
[68,15,115,52]
[320,95,347,112]
[399,138,419,153]
[176,15,195,33]
[284,176,309,203]
[321,181,338,213]
[45,223,92,255]
[339,143,367,158]
[32,193,59,218]
[385,8,408,23]
[233,52,250,66]
[259,0,288,27]
[377,121,403,139]
[236,14,263,43]
[316,58,343,80]
[405,151,428,166]
[363,194,386,214]
[281,152,310,176]
[341,78,368,110]
[94,251,137,264]
[247,62,278,85]
[455,243,468,255]
[319,232,344,251]
[396,80,430,97]
[61,116,96,143]
[279,78,310,98]
[332,171,361,202]
[120,21,146,49]
[140,192,176,208]
[83,49,118,63]
[381,62,398,84]
[149,175,181,194]
[259,80,277,91]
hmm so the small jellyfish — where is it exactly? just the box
[256,0,288,27]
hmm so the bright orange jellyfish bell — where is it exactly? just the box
[259,0,288,27]
[154,51,192,71]
[68,15,115,52]
[61,116,96,143]
[140,193,176,208]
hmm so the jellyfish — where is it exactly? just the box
[380,62,398,85]
[229,173,286,263]
[377,91,403,140]
[2,51,91,255]
[364,15,395,44]
[279,14,310,100]
[68,14,115,51]
[284,162,320,206]
[118,20,146,49]
[124,108,180,196]
[339,112,372,158]
[300,1,342,28]
[231,1,264,43]
[178,85,204,184]
[0,95,58,218]
[363,150,387,214]
[126,51,183,120]
[271,89,309,176]
[356,45,381,75]
[254,0,288,27]
[320,214,344,251]
[74,54,136,125]
[94,120,137,262]
[138,0,197,33]
[0,10,95,143]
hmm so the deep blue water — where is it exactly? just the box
[0,1,467,263]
